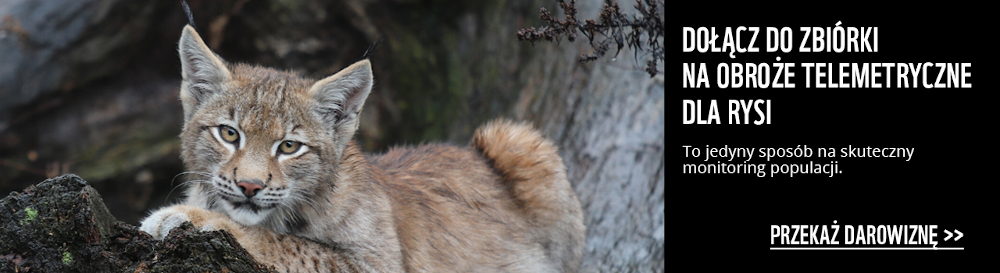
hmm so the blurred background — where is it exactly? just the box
[0,0,662,271]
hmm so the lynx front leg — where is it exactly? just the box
[140,205,402,272]
[139,205,247,240]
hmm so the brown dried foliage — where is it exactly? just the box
[517,0,663,77]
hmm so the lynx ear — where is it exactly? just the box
[308,59,373,145]
[178,25,231,122]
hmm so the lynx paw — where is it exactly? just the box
[139,206,194,239]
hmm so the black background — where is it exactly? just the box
[669,11,983,268]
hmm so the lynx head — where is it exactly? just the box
[175,25,372,229]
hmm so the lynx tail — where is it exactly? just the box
[471,119,585,272]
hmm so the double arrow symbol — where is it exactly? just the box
[943,229,963,241]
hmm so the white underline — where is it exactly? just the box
[770,247,963,250]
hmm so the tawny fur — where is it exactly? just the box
[139,25,585,273]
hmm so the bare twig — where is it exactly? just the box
[0,158,47,177]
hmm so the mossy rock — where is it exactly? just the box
[0,174,273,272]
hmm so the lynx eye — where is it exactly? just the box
[278,141,302,155]
[218,125,240,143]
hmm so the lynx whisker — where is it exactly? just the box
[164,179,210,202]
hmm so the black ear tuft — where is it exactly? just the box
[180,0,196,29]
[362,37,384,60]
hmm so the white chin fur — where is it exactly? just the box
[220,201,272,226]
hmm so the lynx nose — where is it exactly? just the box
[236,180,264,197]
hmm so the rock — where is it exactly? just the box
[0,0,172,130]
[0,174,273,272]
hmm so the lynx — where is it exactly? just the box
[138,25,586,272]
